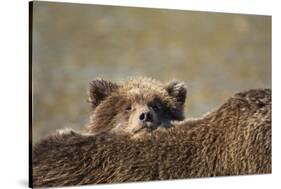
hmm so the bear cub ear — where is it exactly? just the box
[165,81,187,106]
[88,79,119,109]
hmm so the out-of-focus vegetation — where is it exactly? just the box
[32,2,271,143]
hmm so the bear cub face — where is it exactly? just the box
[87,78,187,137]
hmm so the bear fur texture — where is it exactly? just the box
[32,88,271,187]
[87,78,187,137]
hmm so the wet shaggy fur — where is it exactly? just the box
[32,89,271,187]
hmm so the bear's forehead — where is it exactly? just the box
[124,91,174,107]
[125,88,164,102]
[116,79,176,107]
[120,81,167,99]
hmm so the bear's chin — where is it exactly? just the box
[130,129,153,139]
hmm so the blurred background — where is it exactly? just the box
[32,2,271,143]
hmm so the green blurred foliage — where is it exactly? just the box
[32,2,271,143]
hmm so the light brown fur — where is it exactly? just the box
[32,88,271,187]
[87,78,187,137]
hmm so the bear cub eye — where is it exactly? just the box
[151,103,161,111]
[125,105,132,112]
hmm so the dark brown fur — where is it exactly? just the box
[32,89,271,187]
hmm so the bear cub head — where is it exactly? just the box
[87,77,187,137]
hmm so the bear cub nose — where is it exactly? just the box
[139,111,153,123]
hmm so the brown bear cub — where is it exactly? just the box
[87,77,187,137]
